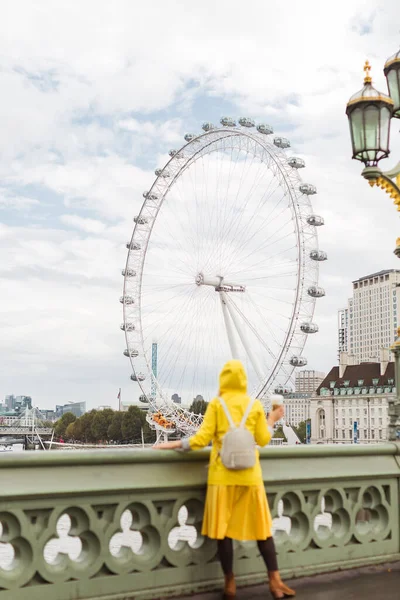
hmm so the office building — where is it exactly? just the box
[295,370,325,394]
[281,393,311,427]
[339,269,400,363]
[55,402,86,419]
[338,308,349,355]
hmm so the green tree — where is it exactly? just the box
[293,420,308,444]
[142,420,156,444]
[54,412,76,439]
[77,410,97,443]
[189,396,208,415]
[108,412,125,442]
[71,418,83,441]
[65,422,76,440]
[41,420,54,429]
[91,408,115,442]
[122,406,146,442]
[273,426,287,442]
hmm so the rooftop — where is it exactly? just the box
[316,361,395,394]
[183,563,400,600]
[352,269,400,283]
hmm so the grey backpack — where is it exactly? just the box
[218,396,257,470]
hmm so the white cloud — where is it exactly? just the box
[60,214,106,234]
[0,191,39,210]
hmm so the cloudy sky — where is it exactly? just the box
[1,0,400,410]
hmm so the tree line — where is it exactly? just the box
[54,406,156,444]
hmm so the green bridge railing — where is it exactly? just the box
[0,444,399,599]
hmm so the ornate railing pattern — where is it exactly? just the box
[0,444,399,600]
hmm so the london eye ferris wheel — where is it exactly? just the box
[120,117,326,435]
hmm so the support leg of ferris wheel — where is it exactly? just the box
[219,292,240,359]
[154,428,169,445]
[222,292,265,383]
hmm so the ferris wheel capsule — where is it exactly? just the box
[238,117,255,128]
[300,322,319,334]
[120,295,134,305]
[139,394,149,403]
[133,215,149,225]
[307,214,324,226]
[308,286,325,298]
[169,150,184,158]
[299,183,317,195]
[121,269,136,277]
[124,349,139,357]
[257,123,274,135]
[126,241,141,250]
[288,157,305,168]
[202,122,215,131]
[120,322,135,331]
[220,116,236,127]
[310,250,327,261]
[290,356,308,367]
[184,133,196,142]
[274,137,291,149]
[143,191,159,200]
[131,372,146,382]
[155,168,170,178]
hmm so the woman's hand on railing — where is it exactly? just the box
[153,440,183,450]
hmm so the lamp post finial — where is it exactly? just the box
[364,60,372,83]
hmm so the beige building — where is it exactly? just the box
[310,351,394,444]
[282,394,311,427]
[340,269,400,363]
[295,370,325,394]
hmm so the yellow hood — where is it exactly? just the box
[219,360,247,395]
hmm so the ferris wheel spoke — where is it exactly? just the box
[217,161,277,264]
[223,219,295,276]
[217,162,282,258]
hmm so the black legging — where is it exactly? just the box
[217,536,278,575]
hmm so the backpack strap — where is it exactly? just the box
[218,396,256,429]
[240,397,256,428]
[218,397,236,429]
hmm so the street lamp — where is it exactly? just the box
[346,50,400,443]
[346,55,400,256]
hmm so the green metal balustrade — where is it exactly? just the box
[0,444,399,600]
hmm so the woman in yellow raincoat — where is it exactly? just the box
[156,360,295,599]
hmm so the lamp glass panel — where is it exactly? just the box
[350,107,365,156]
[387,69,400,115]
[364,105,379,151]
[379,106,391,154]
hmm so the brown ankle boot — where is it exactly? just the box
[269,570,295,598]
[222,572,236,599]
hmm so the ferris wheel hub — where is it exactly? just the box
[195,272,245,292]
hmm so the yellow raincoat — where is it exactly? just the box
[185,360,273,540]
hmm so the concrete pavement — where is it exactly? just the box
[179,563,400,599]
